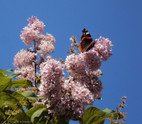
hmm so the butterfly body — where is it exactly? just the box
[79,28,95,53]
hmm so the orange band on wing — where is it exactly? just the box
[78,43,83,52]
[81,36,92,41]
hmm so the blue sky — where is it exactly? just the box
[0,0,141,123]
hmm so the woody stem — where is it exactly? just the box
[34,40,37,88]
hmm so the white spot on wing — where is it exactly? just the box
[86,32,90,35]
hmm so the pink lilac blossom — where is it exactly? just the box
[39,58,88,119]
[45,76,95,119]
[43,80,85,119]
[13,49,35,69]
[20,16,45,46]
[38,40,54,56]
[40,75,102,119]
[37,33,56,56]
[72,72,103,98]
[20,26,39,45]
[38,33,56,45]
[51,93,85,119]
[95,36,112,61]
[27,16,45,33]
[39,64,102,119]
[86,74,103,98]
[14,66,35,82]
[83,50,102,71]
[44,33,56,44]
[64,49,103,98]
[65,54,86,78]
[39,58,64,98]
[86,69,103,77]
[63,77,94,105]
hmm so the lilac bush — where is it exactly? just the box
[12,16,116,122]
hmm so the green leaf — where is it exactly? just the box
[6,90,32,109]
[79,106,107,124]
[0,92,21,110]
[11,79,33,88]
[0,69,7,74]
[8,109,31,123]
[80,106,124,124]
[7,72,21,78]
[54,117,69,124]
[0,69,13,74]
[25,104,47,124]
[31,108,47,123]
[0,69,14,78]
[0,76,11,91]
[0,73,5,77]
[0,91,31,123]
[0,69,14,79]
[26,104,46,118]
[46,117,69,124]
[103,108,115,114]
[0,109,5,122]
[22,91,41,100]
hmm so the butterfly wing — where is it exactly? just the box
[79,28,95,52]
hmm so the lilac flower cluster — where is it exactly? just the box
[83,50,102,71]
[39,58,64,98]
[13,49,36,81]
[20,16,45,45]
[14,17,56,81]
[14,16,113,120]
[14,66,35,82]
[38,33,55,56]
[65,51,103,98]
[95,36,112,61]
[40,76,94,119]
[63,77,94,106]
[14,49,35,69]
[20,16,55,56]
[65,54,86,78]
[39,36,112,119]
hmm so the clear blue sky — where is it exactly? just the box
[0,0,141,123]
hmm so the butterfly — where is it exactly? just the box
[78,28,95,53]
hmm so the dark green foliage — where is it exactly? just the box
[0,109,5,122]
[26,104,48,123]
[0,69,33,123]
[79,106,123,124]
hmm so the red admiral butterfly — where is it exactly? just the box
[79,28,95,53]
